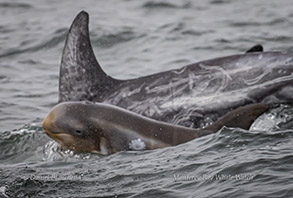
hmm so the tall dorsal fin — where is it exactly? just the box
[246,44,264,53]
[59,11,121,103]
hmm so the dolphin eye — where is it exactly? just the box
[75,130,82,135]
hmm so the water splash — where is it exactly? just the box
[250,104,293,131]
[0,186,9,198]
[43,141,95,161]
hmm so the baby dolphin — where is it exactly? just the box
[43,102,269,155]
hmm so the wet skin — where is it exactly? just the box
[43,102,269,155]
[59,11,293,128]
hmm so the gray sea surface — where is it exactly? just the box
[0,0,293,197]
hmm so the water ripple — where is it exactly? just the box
[142,1,190,9]
[0,3,32,9]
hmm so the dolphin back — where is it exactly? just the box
[58,11,293,129]
[202,103,270,134]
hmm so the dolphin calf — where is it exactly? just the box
[43,102,269,155]
[59,11,293,128]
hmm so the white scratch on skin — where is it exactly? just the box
[129,138,146,151]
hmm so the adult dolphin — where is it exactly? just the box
[59,11,293,128]
[43,102,269,155]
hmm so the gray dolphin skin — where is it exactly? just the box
[43,102,269,155]
[59,11,293,128]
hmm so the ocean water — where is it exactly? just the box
[0,0,293,197]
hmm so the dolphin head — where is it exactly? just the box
[43,102,113,155]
